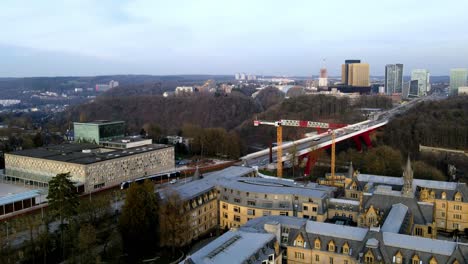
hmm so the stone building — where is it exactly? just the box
[192,215,468,264]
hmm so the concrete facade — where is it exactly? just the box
[4,144,174,192]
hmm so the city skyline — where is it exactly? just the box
[1,0,468,77]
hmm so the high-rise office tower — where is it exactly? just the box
[450,68,468,95]
[411,69,430,96]
[409,80,419,97]
[385,64,403,94]
[347,63,370,87]
[341,59,361,85]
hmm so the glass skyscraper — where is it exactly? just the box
[450,69,468,95]
[385,64,403,94]
[411,69,430,96]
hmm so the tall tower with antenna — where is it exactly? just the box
[318,58,328,89]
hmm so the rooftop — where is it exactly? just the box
[383,232,457,256]
[73,120,124,125]
[381,203,408,233]
[7,143,171,165]
[169,166,256,200]
[219,177,332,198]
[184,229,275,264]
[305,221,368,241]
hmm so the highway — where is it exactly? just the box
[240,94,440,168]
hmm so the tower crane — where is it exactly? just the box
[254,119,345,178]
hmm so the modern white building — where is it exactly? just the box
[175,86,194,95]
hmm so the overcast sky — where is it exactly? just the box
[1,0,468,77]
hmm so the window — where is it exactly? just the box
[247,209,256,216]
[294,252,304,260]
[223,212,228,219]
[303,205,309,211]
[234,215,241,222]
[264,194,268,199]
[247,200,256,206]
[454,214,462,220]
[303,215,309,219]
[263,210,271,216]
[415,227,423,236]
[342,243,349,254]
[441,212,445,217]
[329,257,333,264]
[441,192,446,199]
[412,254,420,264]
[365,256,374,263]
[314,238,321,249]
[344,261,348,264]
[234,198,241,203]
[246,192,249,197]
[222,203,227,209]
[441,203,446,208]
[268,255,274,261]
[315,255,320,261]
[454,205,462,211]
[279,202,289,208]
[233,206,240,213]
[328,241,335,252]
[280,211,289,216]
[454,192,462,202]
[312,207,317,212]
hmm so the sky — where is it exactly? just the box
[1,0,468,77]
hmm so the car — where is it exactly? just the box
[313,137,321,141]
[169,179,177,184]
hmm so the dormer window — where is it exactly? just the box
[314,238,321,249]
[454,192,462,202]
[441,192,446,200]
[429,256,438,264]
[412,254,420,264]
[342,242,350,254]
[394,251,403,264]
[294,234,304,247]
[328,240,335,252]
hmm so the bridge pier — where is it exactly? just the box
[303,151,319,176]
[362,131,373,149]
[352,136,362,152]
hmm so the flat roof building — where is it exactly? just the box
[74,120,125,144]
[4,142,174,193]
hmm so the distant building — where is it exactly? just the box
[235,73,240,80]
[247,74,257,81]
[341,60,370,88]
[163,91,175,97]
[95,80,119,92]
[319,68,328,87]
[0,99,21,107]
[175,86,194,95]
[240,73,247,80]
[74,120,125,144]
[74,88,83,93]
[450,68,468,95]
[459,86,468,95]
[409,80,419,97]
[385,64,403,94]
[411,69,430,96]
